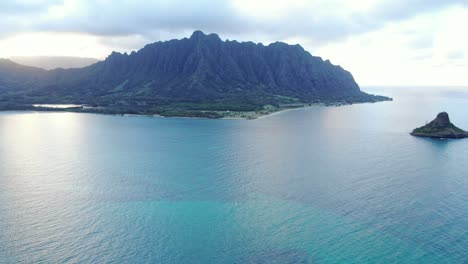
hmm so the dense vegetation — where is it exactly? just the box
[0,31,390,118]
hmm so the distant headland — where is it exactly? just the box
[0,31,391,119]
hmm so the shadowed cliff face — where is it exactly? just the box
[88,31,365,100]
[0,31,390,111]
[431,112,451,128]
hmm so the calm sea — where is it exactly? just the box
[0,87,467,263]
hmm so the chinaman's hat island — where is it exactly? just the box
[411,112,468,139]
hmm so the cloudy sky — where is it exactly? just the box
[0,0,467,86]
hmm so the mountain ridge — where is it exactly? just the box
[9,56,100,70]
[0,31,390,118]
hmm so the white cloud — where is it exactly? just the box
[315,6,468,86]
[0,32,109,58]
[0,0,467,85]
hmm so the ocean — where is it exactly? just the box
[0,87,467,263]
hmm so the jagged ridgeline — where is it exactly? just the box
[0,31,390,117]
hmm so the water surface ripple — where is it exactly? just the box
[0,87,467,263]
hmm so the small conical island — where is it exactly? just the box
[411,112,468,139]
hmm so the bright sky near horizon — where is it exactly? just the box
[0,0,467,86]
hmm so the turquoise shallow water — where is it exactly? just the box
[0,87,467,263]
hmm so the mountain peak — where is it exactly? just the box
[190,30,221,42]
[106,51,128,60]
[434,112,450,127]
[191,30,206,38]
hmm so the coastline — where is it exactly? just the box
[222,104,323,120]
[252,99,394,120]
[0,98,392,120]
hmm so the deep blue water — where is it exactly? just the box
[0,87,467,263]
